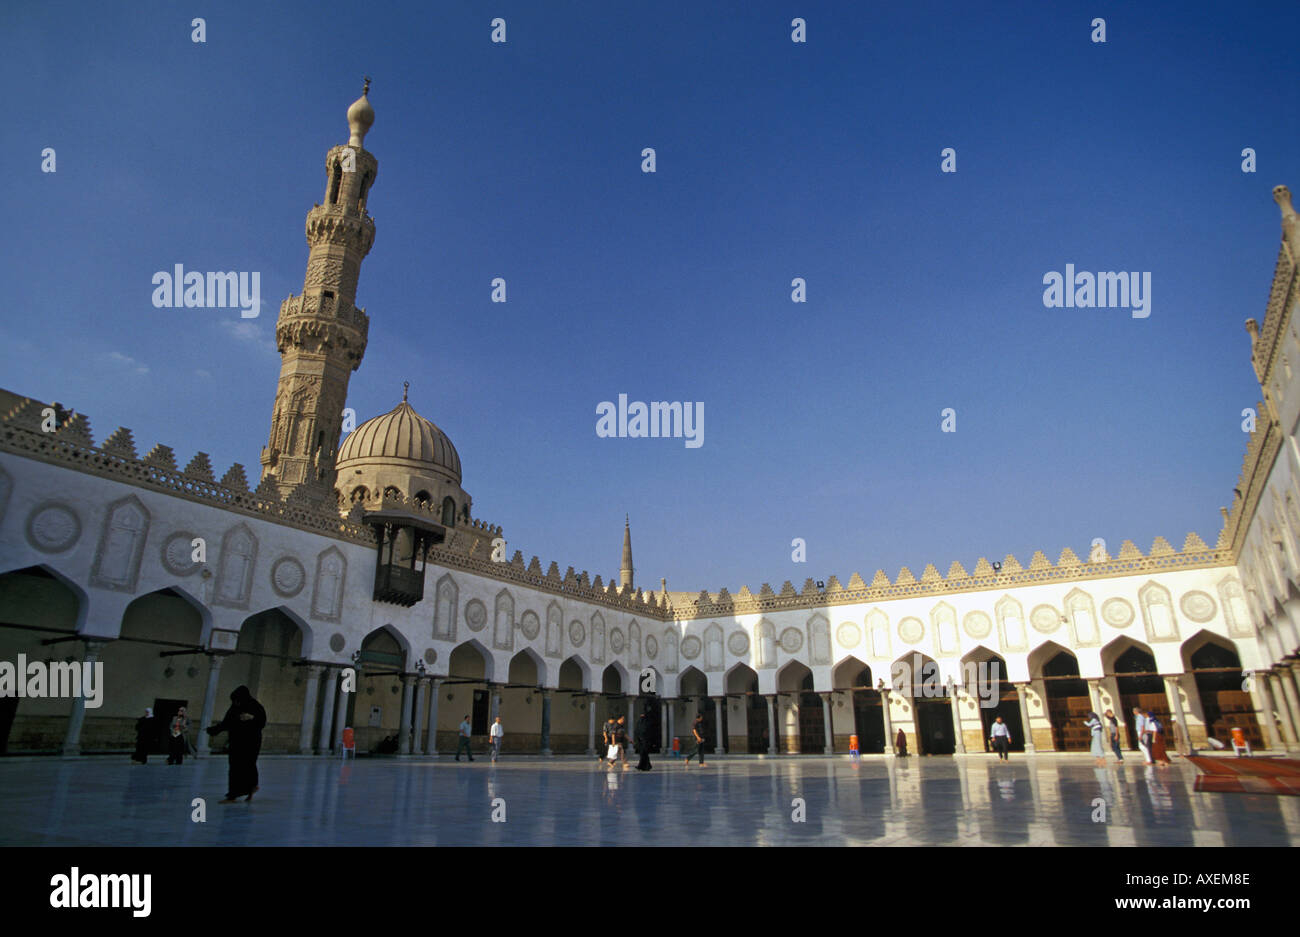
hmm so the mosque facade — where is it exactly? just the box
[3,90,1300,762]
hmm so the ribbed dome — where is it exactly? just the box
[337,397,461,482]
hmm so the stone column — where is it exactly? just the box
[766,695,777,754]
[298,664,322,755]
[413,676,429,755]
[398,675,415,755]
[195,653,227,757]
[490,684,502,721]
[540,688,553,756]
[61,639,107,756]
[667,698,676,752]
[715,696,726,757]
[1163,675,1190,754]
[317,667,338,753]
[1252,672,1286,751]
[586,693,597,755]
[627,695,636,730]
[1014,682,1036,753]
[880,689,895,754]
[949,688,966,754]
[1271,672,1300,749]
[1087,678,1103,718]
[820,692,834,755]
[425,678,442,756]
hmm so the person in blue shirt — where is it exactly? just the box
[989,716,1012,761]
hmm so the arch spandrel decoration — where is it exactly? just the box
[493,589,515,651]
[1139,580,1180,642]
[214,522,258,609]
[930,602,958,656]
[996,595,1027,653]
[433,573,458,641]
[1065,587,1100,647]
[544,602,562,658]
[311,546,346,622]
[90,495,151,593]
[807,613,831,665]
[866,609,890,659]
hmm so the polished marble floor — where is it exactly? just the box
[2,753,1297,846]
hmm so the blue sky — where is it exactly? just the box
[3,1,1297,594]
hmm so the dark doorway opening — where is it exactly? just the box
[915,698,955,755]
[1043,651,1091,751]
[1114,646,1168,749]
[1190,643,1263,749]
[472,688,490,736]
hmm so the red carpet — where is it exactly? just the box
[1187,755,1300,795]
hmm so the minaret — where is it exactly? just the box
[620,515,634,590]
[260,80,378,503]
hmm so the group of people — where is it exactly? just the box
[129,687,268,805]
[598,711,662,771]
[454,715,506,762]
[1085,707,1172,767]
[130,706,193,765]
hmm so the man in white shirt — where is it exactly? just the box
[489,716,504,762]
[989,716,1012,761]
[1133,707,1152,764]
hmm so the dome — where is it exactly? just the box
[337,394,461,484]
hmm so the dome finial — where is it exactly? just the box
[402,380,409,403]
[347,78,375,148]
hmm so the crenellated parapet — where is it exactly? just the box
[672,531,1231,622]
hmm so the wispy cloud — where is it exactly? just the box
[106,351,149,375]
[219,319,278,355]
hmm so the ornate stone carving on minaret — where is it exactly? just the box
[261,80,378,503]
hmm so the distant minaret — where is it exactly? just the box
[620,515,634,590]
[260,80,378,502]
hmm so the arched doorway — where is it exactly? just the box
[963,648,1023,752]
[678,667,711,752]
[725,663,763,753]
[1185,635,1263,749]
[1106,640,1168,750]
[777,661,821,753]
[1032,643,1091,751]
[832,656,885,753]
[447,639,492,747]
[0,566,88,752]
[893,652,954,755]
[556,655,589,754]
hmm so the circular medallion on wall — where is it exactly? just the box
[836,622,862,648]
[779,628,804,653]
[1030,604,1061,634]
[1101,598,1134,628]
[898,617,924,644]
[270,556,306,598]
[610,628,625,653]
[329,633,346,653]
[680,635,702,659]
[424,648,438,665]
[645,634,659,659]
[728,631,750,656]
[519,610,541,640]
[963,611,992,640]
[161,531,202,576]
[569,620,586,646]
[1180,591,1217,623]
[26,502,81,553]
[465,599,487,632]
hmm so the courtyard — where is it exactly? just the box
[2,753,1296,847]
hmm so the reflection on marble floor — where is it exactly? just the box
[2,754,1296,846]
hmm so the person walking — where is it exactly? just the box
[684,713,707,768]
[615,716,630,771]
[1148,711,1172,766]
[489,716,504,762]
[131,707,156,764]
[166,706,190,765]
[205,685,267,803]
[455,715,474,761]
[1133,707,1153,764]
[634,711,653,771]
[895,728,908,757]
[599,716,617,768]
[1084,711,1106,767]
[989,715,1012,761]
[1104,709,1124,762]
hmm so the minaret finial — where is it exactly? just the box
[402,380,409,402]
[363,76,371,96]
